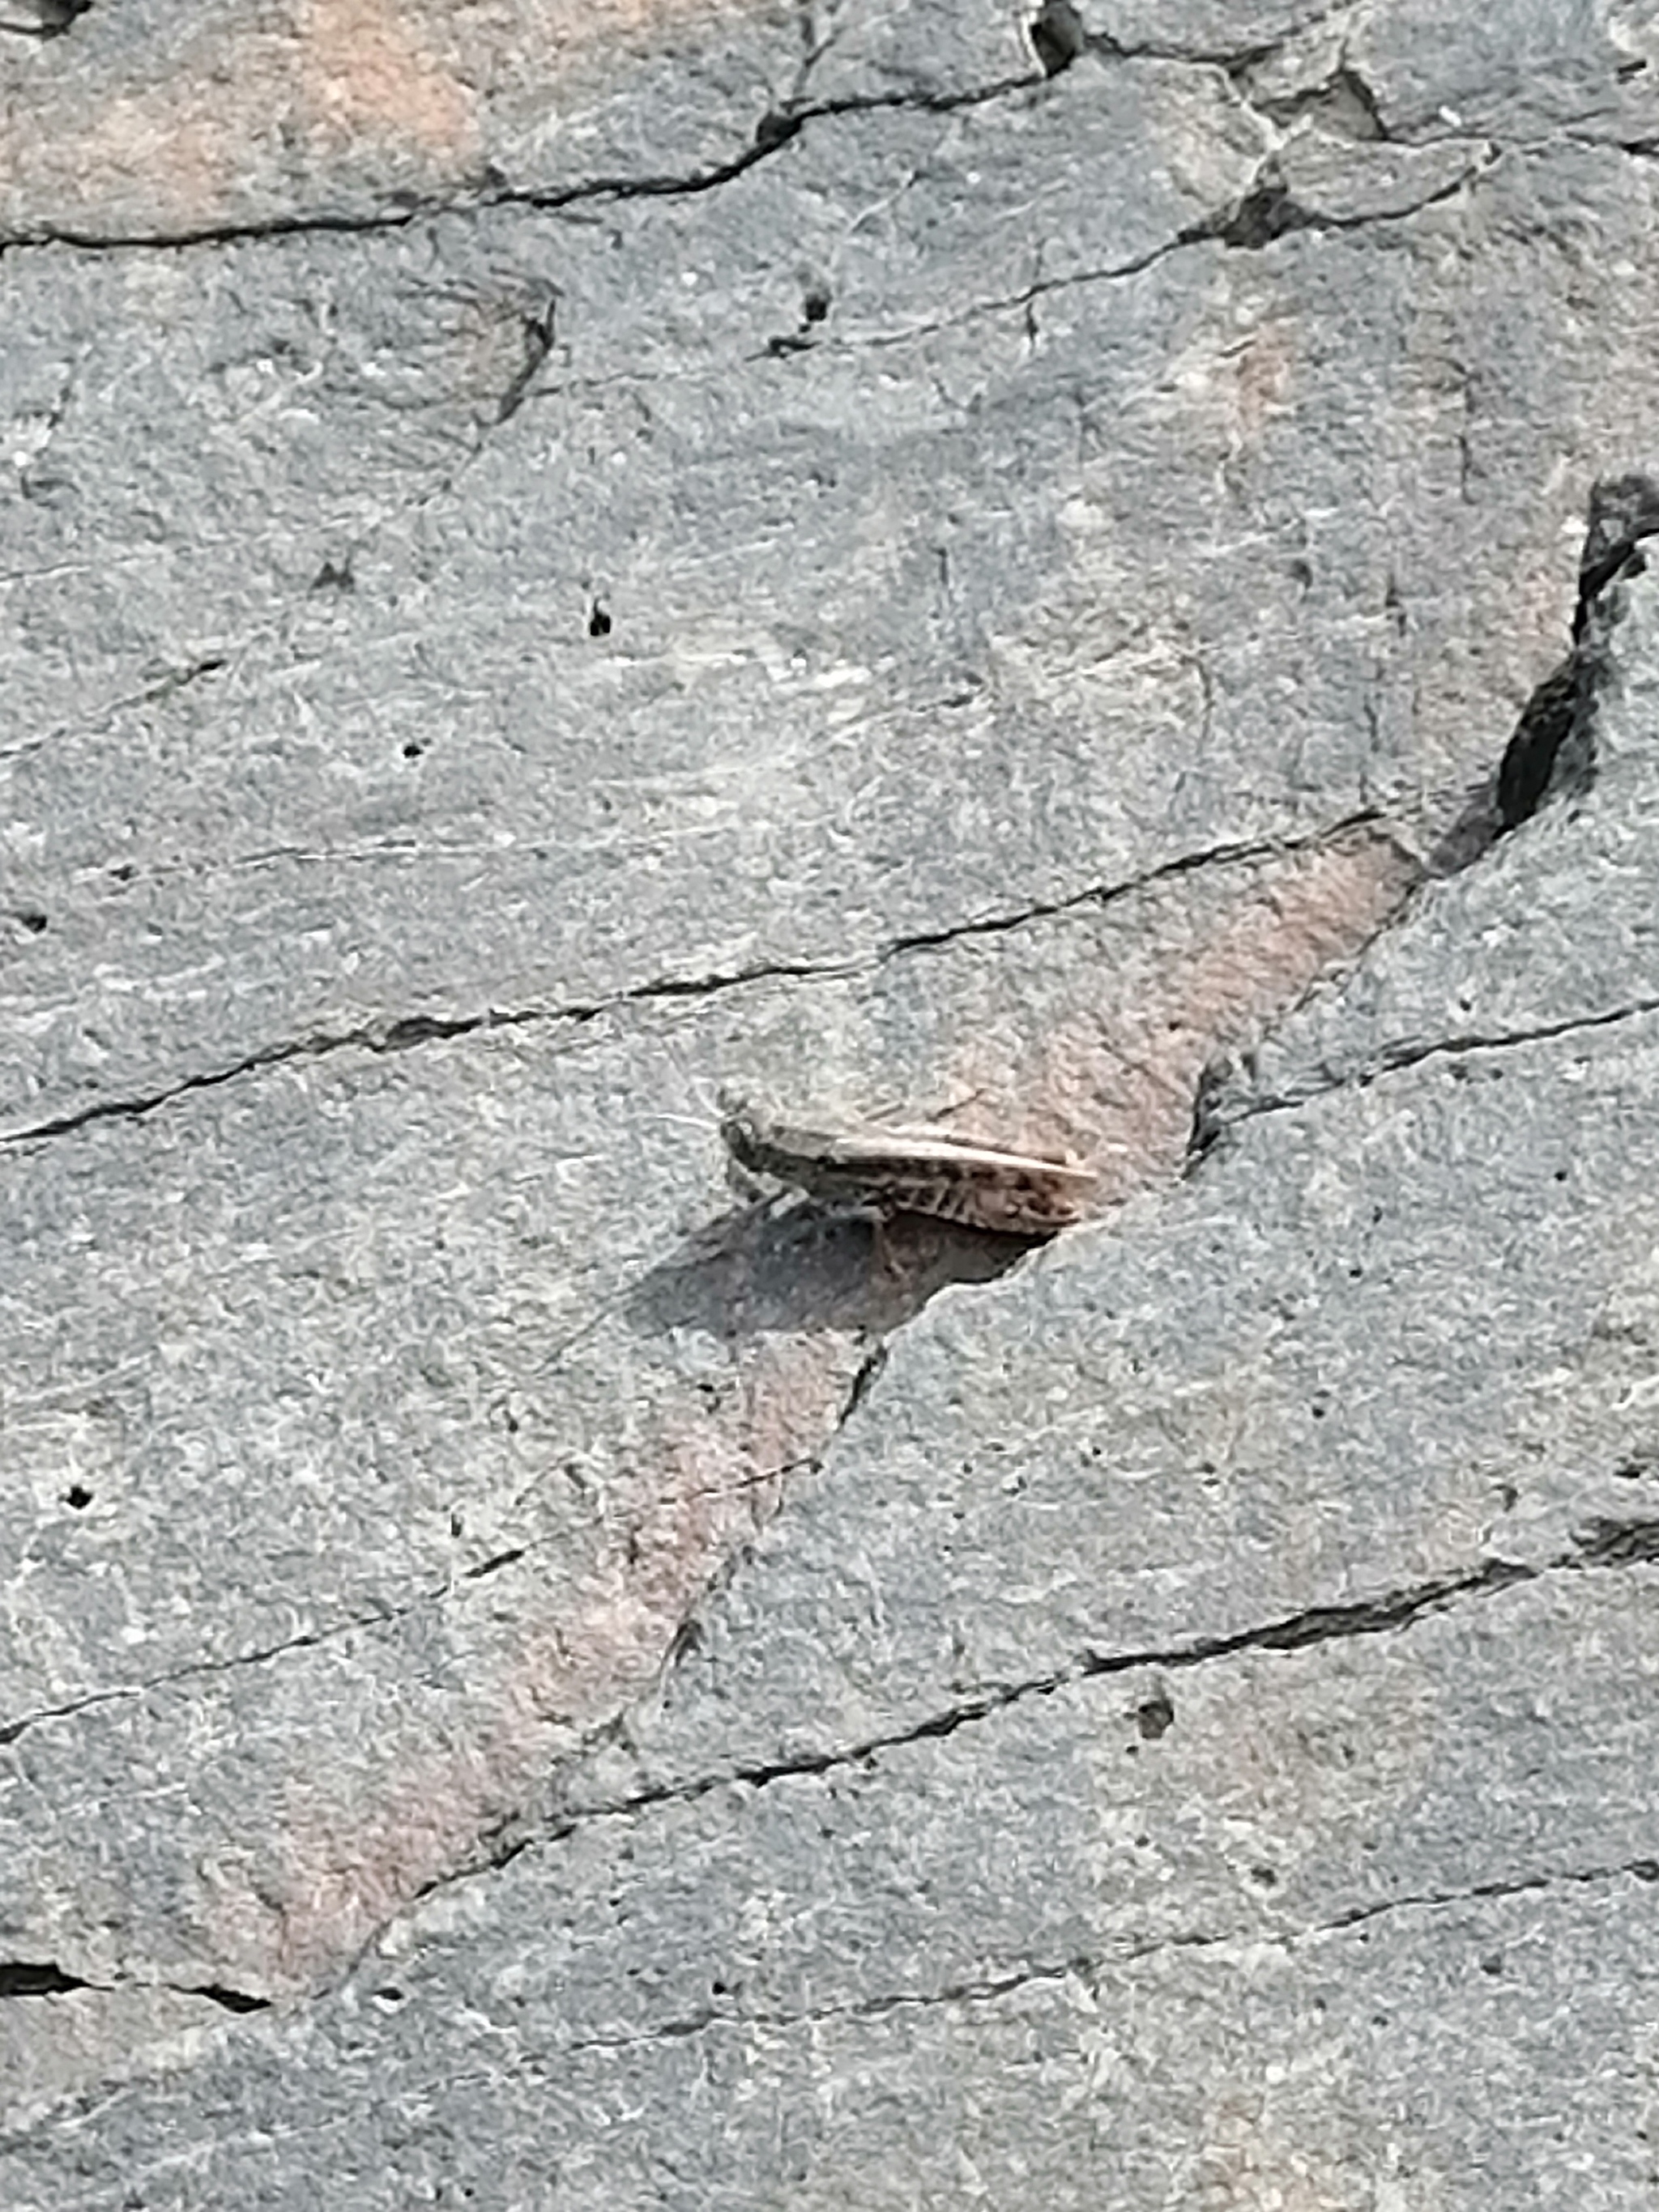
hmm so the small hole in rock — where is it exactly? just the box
[802,288,830,324]
[1220,181,1306,249]
[1029,0,1085,76]
[587,600,612,637]
[753,108,798,151]
[402,739,424,761]
[1135,1690,1174,1741]
[36,0,93,35]
[199,1985,269,2015]
[1248,1864,1279,1887]
[65,1484,93,1510]
[17,909,48,934]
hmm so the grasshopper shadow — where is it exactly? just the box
[629,1197,1041,1345]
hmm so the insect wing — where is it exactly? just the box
[719,1105,1095,1234]
[818,1131,1095,1233]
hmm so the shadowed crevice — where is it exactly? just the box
[0,1962,268,2013]
[1028,0,1086,79]
[1427,470,1659,872]
[0,0,91,36]
[1494,475,1659,828]
[193,1985,271,2015]
[0,1961,89,1997]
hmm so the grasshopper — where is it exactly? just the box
[720,1102,1096,1237]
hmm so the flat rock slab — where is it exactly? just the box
[3,0,1659,2201]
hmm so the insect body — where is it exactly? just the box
[720,1102,1096,1236]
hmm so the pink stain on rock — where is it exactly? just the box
[956,827,1419,1199]
[229,1332,859,1993]
[0,0,743,236]
[298,0,478,160]
[1075,826,1418,1200]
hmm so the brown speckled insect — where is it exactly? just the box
[720,1102,1096,1236]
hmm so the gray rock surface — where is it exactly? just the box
[3,0,1659,2201]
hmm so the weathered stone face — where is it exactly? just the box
[3,1,1659,2198]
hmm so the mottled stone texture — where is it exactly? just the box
[2,0,1659,2201]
